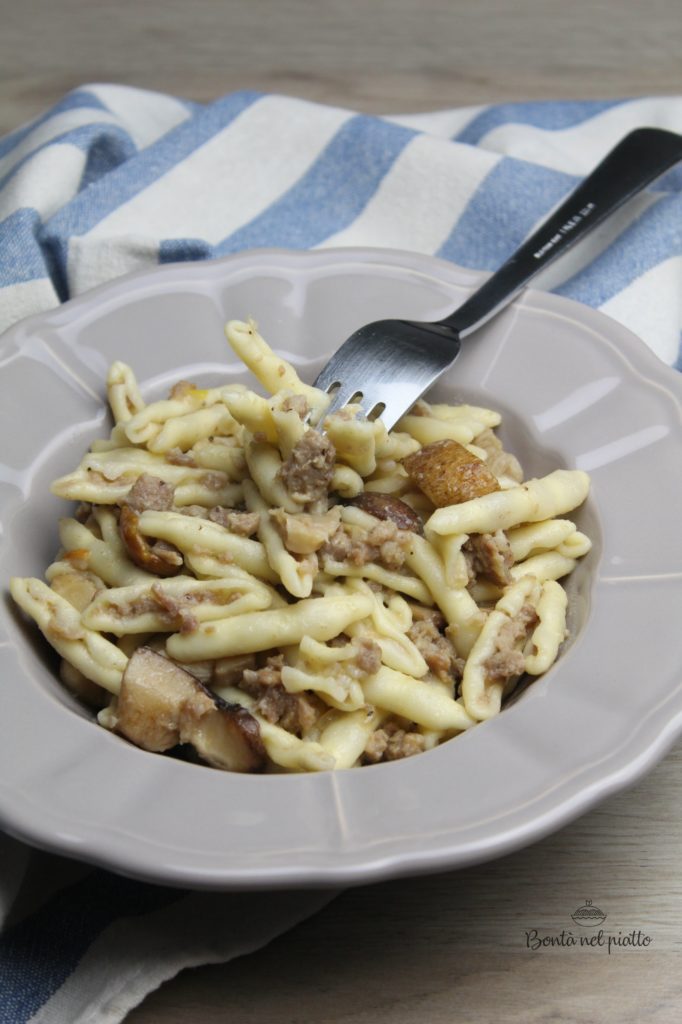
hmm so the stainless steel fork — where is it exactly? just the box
[313,127,682,429]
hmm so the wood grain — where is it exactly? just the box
[1,1,681,1020]
[1,0,681,131]
[129,744,682,1023]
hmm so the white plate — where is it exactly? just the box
[1,247,681,890]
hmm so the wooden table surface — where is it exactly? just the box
[2,2,681,1021]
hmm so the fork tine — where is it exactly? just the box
[320,384,366,420]
[313,319,461,430]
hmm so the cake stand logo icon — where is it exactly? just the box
[571,899,607,927]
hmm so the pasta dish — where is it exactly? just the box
[10,319,591,772]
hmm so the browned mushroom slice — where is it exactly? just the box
[116,646,265,772]
[350,492,424,534]
[119,505,183,576]
[403,439,500,507]
[186,693,265,771]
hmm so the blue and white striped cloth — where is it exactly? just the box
[1,85,681,1023]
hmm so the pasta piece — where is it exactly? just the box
[221,389,278,443]
[396,413,480,446]
[525,580,568,675]
[136,510,277,582]
[245,441,301,513]
[431,532,470,589]
[362,667,475,733]
[52,447,243,508]
[147,405,239,454]
[343,581,428,679]
[243,480,317,598]
[507,519,576,562]
[269,392,307,460]
[461,576,542,721]
[225,319,326,413]
[510,552,577,583]
[324,411,384,477]
[423,401,501,428]
[59,515,154,588]
[317,707,387,769]
[167,591,374,661]
[427,469,590,536]
[214,686,334,771]
[107,361,145,424]
[82,576,273,635]
[280,664,366,713]
[404,534,484,656]
[10,577,127,693]
[330,464,364,498]
[322,558,433,604]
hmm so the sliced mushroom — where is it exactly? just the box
[115,646,265,772]
[403,439,500,507]
[269,506,342,553]
[350,492,423,534]
[119,505,183,576]
[188,692,265,771]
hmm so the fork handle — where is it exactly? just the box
[438,127,682,339]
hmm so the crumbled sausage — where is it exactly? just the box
[363,722,426,763]
[409,604,446,629]
[355,637,382,674]
[149,584,200,634]
[321,526,353,562]
[165,447,198,467]
[208,508,261,536]
[483,603,539,684]
[240,656,324,737]
[464,530,514,587]
[179,504,211,519]
[407,618,464,682]
[122,473,175,513]
[202,471,230,492]
[279,429,336,504]
[320,518,411,571]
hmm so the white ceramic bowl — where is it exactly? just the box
[1,247,681,890]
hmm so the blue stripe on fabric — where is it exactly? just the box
[77,125,138,190]
[43,90,261,243]
[0,123,137,196]
[159,237,213,263]
[0,870,185,1024]
[555,193,682,307]
[454,99,626,145]
[205,115,415,256]
[656,164,682,192]
[39,91,261,299]
[0,209,49,285]
[0,89,109,160]
[437,157,577,269]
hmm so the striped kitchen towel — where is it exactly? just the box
[0,85,681,1024]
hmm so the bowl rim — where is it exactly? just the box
[1,245,681,890]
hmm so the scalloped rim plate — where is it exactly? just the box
[1,247,681,890]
